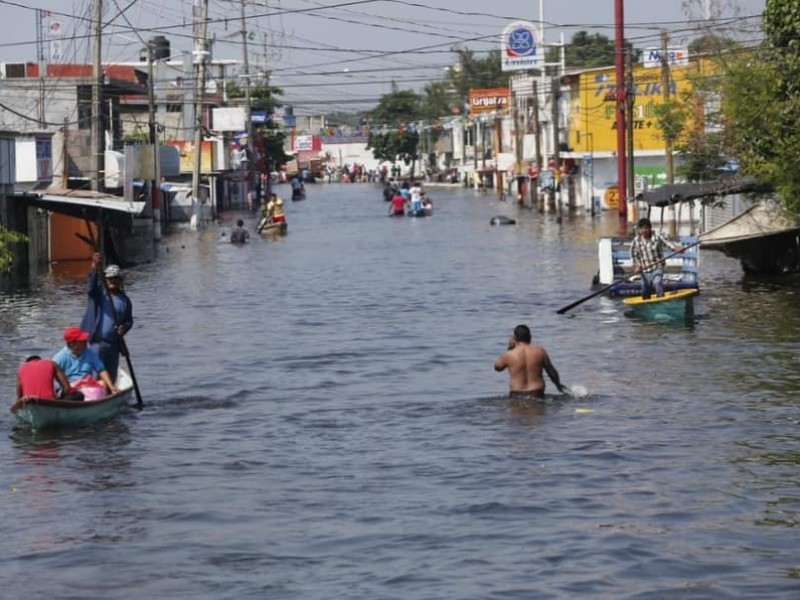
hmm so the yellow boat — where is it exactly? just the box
[622,288,699,322]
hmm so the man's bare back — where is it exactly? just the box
[494,325,564,397]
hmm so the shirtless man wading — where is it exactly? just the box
[494,324,567,398]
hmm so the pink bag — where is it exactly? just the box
[69,375,106,400]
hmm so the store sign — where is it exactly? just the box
[500,21,542,72]
[468,88,510,115]
[642,47,689,69]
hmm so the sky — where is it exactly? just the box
[0,0,767,115]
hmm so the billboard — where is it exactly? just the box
[468,88,510,115]
[642,47,689,69]
[500,21,543,72]
[293,134,321,152]
[570,58,711,153]
[167,140,214,173]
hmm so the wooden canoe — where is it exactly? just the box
[622,289,699,322]
[10,369,135,430]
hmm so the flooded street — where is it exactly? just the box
[2,183,799,599]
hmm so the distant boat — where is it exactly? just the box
[258,219,288,235]
[11,370,135,430]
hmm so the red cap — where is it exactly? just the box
[64,327,89,344]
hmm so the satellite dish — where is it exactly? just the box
[206,79,217,93]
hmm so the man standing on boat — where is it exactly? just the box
[80,253,133,383]
[630,218,681,299]
[494,324,568,399]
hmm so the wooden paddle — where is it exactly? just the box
[556,240,701,315]
[83,218,144,409]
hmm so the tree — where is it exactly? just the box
[0,225,27,272]
[420,80,459,119]
[366,89,422,174]
[228,81,290,175]
[720,0,800,213]
[689,33,740,55]
[445,49,509,104]
[546,31,636,69]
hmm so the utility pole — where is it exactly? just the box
[625,50,636,226]
[532,82,541,173]
[147,41,162,241]
[36,9,46,127]
[512,89,523,205]
[62,116,69,188]
[551,76,561,218]
[614,0,626,220]
[661,31,674,185]
[192,0,209,226]
[473,120,479,188]
[91,0,103,192]
[240,0,256,210]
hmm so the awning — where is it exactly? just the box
[700,201,800,247]
[639,177,768,207]
[14,190,145,227]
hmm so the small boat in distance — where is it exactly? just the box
[257,217,288,235]
[11,369,135,430]
[622,289,699,323]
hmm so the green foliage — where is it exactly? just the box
[0,224,27,272]
[654,99,689,147]
[366,129,420,167]
[689,34,740,55]
[718,0,800,213]
[258,121,291,172]
[444,49,508,105]
[546,31,636,69]
[676,130,729,182]
[368,89,421,124]
[225,80,290,171]
[366,88,422,169]
[419,81,459,119]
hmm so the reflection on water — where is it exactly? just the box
[1,184,799,598]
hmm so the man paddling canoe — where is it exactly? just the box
[494,324,567,399]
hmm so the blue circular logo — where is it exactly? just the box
[506,26,536,57]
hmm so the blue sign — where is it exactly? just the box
[501,21,542,72]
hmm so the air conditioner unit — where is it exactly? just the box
[1,63,28,78]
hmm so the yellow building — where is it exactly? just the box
[569,57,716,154]
[564,56,717,211]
